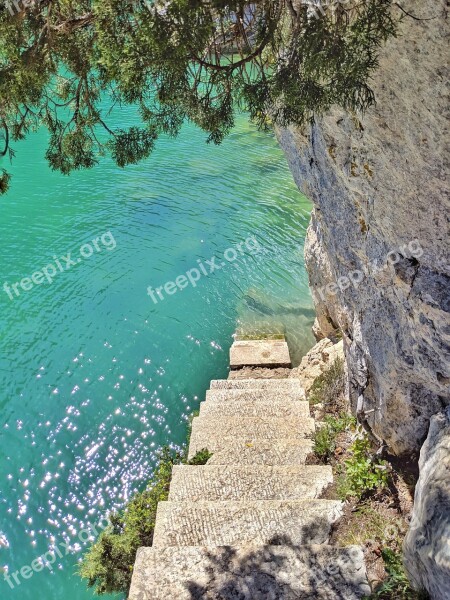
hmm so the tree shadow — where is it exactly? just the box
[183,521,370,599]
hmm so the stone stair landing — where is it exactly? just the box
[230,338,292,369]
[128,337,370,599]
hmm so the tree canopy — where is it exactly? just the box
[0,0,397,192]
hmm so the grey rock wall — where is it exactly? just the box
[277,0,450,456]
[403,409,450,599]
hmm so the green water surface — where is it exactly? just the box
[0,111,313,599]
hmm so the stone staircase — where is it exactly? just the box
[128,337,370,599]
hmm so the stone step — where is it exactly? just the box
[190,415,315,442]
[210,377,301,390]
[188,435,313,464]
[235,330,286,341]
[152,500,342,548]
[129,544,371,600]
[229,368,292,380]
[199,399,310,419]
[230,339,292,369]
[206,388,306,402]
[168,465,333,501]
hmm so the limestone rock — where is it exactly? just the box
[290,338,344,395]
[313,317,326,341]
[403,409,450,599]
[277,0,450,455]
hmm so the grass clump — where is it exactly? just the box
[187,448,213,465]
[365,549,429,600]
[309,356,346,408]
[337,436,390,500]
[313,413,356,462]
[338,502,406,549]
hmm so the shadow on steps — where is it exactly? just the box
[181,530,369,599]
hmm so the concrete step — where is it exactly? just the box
[152,499,342,548]
[168,465,333,501]
[210,377,301,390]
[190,415,315,442]
[188,435,313,465]
[129,544,371,600]
[230,339,291,369]
[199,399,310,419]
[206,388,305,402]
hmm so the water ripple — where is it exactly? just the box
[0,114,312,600]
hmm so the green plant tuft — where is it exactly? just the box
[188,448,213,465]
[365,548,430,599]
[308,356,345,407]
[313,412,356,462]
[0,170,11,194]
[337,436,389,500]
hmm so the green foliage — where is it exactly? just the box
[313,412,356,461]
[187,447,213,465]
[365,549,430,600]
[309,356,345,406]
[108,126,158,168]
[0,170,11,194]
[79,446,179,595]
[336,501,406,549]
[0,1,398,192]
[337,436,389,500]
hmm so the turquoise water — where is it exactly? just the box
[0,112,313,599]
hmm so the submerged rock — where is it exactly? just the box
[243,292,316,319]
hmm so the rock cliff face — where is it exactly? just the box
[403,408,450,598]
[277,0,449,457]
